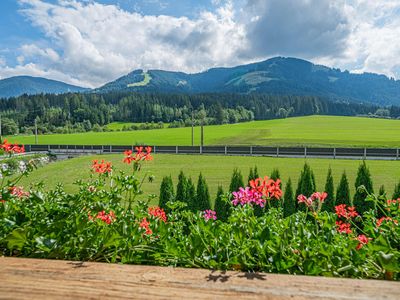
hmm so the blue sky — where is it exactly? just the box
[0,0,399,87]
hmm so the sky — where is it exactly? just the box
[0,0,399,88]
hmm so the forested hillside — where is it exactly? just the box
[95,57,400,106]
[1,91,398,135]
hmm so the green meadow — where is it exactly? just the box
[19,154,400,204]
[7,116,400,147]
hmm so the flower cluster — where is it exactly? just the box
[148,206,167,223]
[203,209,217,221]
[0,139,25,154]
[92,160,112,174]
[377,216,398,228]
[9,186,30,198]
[232,187,263,207]
[335,204,359,234]
[139,217,152,235]
[386,199,400,211]
[232,177,282,207]
[297,192,327,212]
[138,206,167,236]
[335,204,358,219]
[123,146,153,164]
[356,234,370,250]
[249,176,282,199]
[336,221,352,234]
[88,210,116,224]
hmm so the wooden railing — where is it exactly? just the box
[0,257,398,299]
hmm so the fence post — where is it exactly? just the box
[364,148,367,160]
[277,147,279,158]
[110,145,112,153]
[153,145,156,154]
[397,148,399,160]
[200,145,203,154]
[250,146,253,155]
[101,145,104,153]
[225,145,227,155]
[176,146,178,154]
[304,147,307,158]
[333,148,336,159]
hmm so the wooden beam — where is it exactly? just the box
[0,257,398,299]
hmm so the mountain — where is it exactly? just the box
[96,57,400,106]
[0,76,88,98]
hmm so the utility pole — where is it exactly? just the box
[191,111,194,146]
[35,118,38,145]
[201,120,204,148]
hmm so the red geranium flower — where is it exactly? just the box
[123,146,153,164]
[336,221,352,234]
[139,217,153,235]
[356,234,370,250]
[92,160,112,174]
[148,206,167,222]
[1,139,25,154]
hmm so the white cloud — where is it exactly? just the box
[0,0,246,87]
[301,0,400,79]
[0,0,399,88]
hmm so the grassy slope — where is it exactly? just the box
[8,116,400,147]
[18,154,400,205]
[127,72,151,87]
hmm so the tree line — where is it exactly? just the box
[158,162,400,221]
[1,91,398,135]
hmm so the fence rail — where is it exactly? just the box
[23,144,400,160]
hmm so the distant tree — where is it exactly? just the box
[214,185,229,222]
[248,168,254,184]
[253,166,259,179]
[176,171,188,206]
[159,175,174,212]
[1,118,19,135]
[336,171,351,206]
[283,178,296,217]
[393,181,400,199]
[270,168,282,208]
[229,168,244,192]
[196,173,211,211]
[296,163,316,210]
[379,185,386,197]
[322,167,335,212]
[270,168,281,185]
[186,177,197,212]
[247,166,260,183]
[353,161,374,215]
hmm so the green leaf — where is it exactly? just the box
[377,251,399,272]
[6,228,27,251]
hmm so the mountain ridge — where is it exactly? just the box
[1,57,399,105]
[95,57,400,105]
[0,75,88,98]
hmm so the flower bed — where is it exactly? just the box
[0,142,399,280]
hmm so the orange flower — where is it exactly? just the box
[123,146,153,164]
[139,217,153,235]
[92,160,112,174]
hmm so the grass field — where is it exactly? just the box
[18,154,400,205]
[104,122,168,131]
[7,116,400,147]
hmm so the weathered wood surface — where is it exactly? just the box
[0,257,398,300]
